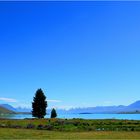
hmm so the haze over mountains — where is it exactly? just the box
[0,100,140,114]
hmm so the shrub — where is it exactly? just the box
[44,124,54,130]
[37,124,44,130]
[10,125,22,129]
[55,120,64,125]
[26,123,35,129]
[73,121,80,126]
[0,124,7,128]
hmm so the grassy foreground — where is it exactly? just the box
[1,118,140,139]
[0,128,140,139]
[1,118,140,131]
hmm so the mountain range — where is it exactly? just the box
[0,104,31,113]
[67,100,140,114]
[0,105,15,114]
[0,100,140,114]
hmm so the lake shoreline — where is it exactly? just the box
[1,113,140,120]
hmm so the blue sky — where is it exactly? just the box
[0,1,140,109]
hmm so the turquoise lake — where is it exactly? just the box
[0,113,140,120]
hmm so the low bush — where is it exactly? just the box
[10,125,22,129]
[26,123,35,129]
[44,124,54,130]
[37,124,44,130]
[0,124,7,128]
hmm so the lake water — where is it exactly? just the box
[0,113,140,120]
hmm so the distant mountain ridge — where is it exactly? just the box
[1,100,140,114]
[0,105,15,114]
[128,100,140,108]
[0,104,17,112]
[67,100,140,114]
[0,104,31,113]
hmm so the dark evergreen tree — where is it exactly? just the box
[51,108,57,118]
[32,88,47,118]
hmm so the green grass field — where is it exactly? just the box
[0,128,140,139]
[1,119,140,139]
[1,118,140,131]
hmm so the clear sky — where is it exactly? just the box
[0,1,140,109]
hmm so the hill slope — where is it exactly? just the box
[128,100,140,108]
[0,104,17,112]
[0,106,15,114]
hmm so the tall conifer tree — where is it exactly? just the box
[51,108,57,118]
[32,88,47,118]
